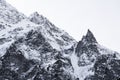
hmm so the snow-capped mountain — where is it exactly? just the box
[0,0,120,80]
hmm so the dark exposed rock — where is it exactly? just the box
[85,54,120,80]
[75,29,99,66]
[0,0,120,80]
[0,27,75,80]
[85,29,97,44]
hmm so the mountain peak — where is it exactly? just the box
[86,29,95,39]
[87,29,92,36]
[29,12,45,24]
[31,12,40,17]
[0,0,119,80]
[82,29,97,44]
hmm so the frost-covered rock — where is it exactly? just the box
[75,30,99,66]
[0,0,120,80]
[0,0,26,24]
[75,30,120,80]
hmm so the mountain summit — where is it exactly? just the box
[81,29,97,45]
[85,29,97,43]
[29,12,45,24]
[0,0,120,80]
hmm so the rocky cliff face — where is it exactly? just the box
[0,0,120,80]
[75,30,120,80]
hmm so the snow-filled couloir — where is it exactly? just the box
[0,0,120,80]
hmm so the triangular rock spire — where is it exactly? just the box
[75,29,97,54]
[82,29,97,44]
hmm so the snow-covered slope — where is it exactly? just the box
[0,0,26,24]
[0,0,120,80]
[29,12,76,51]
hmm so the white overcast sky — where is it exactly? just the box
[7,0,120,52]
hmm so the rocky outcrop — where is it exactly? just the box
[0,0,120,80]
